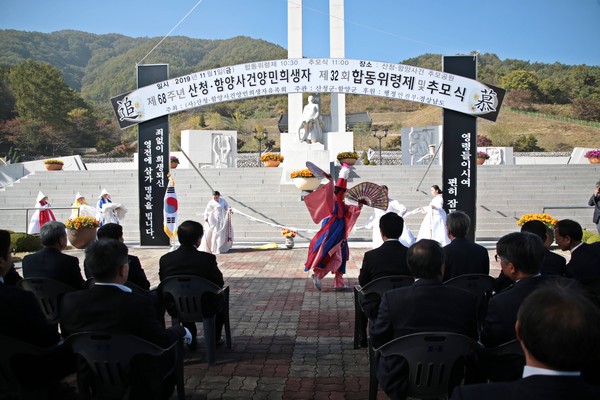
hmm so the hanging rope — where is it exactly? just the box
[137,0,204,65]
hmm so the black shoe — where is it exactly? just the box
[216,337,225,347]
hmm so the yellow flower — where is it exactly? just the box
[281,228,297,238]
[517,213,557,229]
[65,216,100,229]
[290,168,315,179]
[260,153,284,162]
[336,151,359,160]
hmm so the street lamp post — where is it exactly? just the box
[372,129,388,165]
[252,128,268,166]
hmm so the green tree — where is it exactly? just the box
[8,60,86,140]
[500,70,540,97]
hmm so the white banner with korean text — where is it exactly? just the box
[112,58,505,129]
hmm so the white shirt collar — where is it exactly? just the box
[94,282,132,293]
[571,242,584,253]
[523,365,580,378]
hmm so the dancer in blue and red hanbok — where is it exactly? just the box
[304,164,363,291]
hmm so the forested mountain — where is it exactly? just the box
[0,29,598,157]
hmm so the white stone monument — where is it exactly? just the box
[282,0,353,185]
[180,130,237,169]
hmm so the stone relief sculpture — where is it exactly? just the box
[409,127,433,165]
[296,95,323,144]
[212,134,232,168]
[487,147,503,165]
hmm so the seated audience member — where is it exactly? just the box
[495,220,567,292]
[22,221,84,289]
[0,229,74,397]
[481,232,551,348]
[370,239,479,400]
[159,220,226,350]
[554,219,600,284]
[522,220,567,276]
[443,210,489,281]
[357,213,411,346]
[0,230,22,286]
[59,239,190,400]
[84,223,150,290]
[451,282,600,399]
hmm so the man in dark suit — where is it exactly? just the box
[370,239,479,400]
[159,220,226,349]
[554,219,600,284]
[84,223,150,290]
[0,229,74,397]
[359,212,411,286]
[442,210,489,281]
[589,180,600,235]
[521,220,566,276]
[496,221,567,292]
[481,232,550,348]
[59,239,190,400]
[357,212,411,347]
[22,221,84,289]
[451,282,600,400]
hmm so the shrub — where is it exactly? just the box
[10,232,42,252]
[582,229,600,244]
[477,135,493,147]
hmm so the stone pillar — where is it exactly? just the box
[288,0,303,133]
[329,0,346,132]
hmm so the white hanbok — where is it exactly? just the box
[416,194,451,246]
[365,198,416,249]
[96,198,120,226]
[200,197,233,254]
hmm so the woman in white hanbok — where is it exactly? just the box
[417,185,451,246]
[365,185,415,249]
[200,191,233,254]
[27,191,56,234]
[70,192,96,219]
[96,189,124,226]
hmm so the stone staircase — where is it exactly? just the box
[1,164,598,245]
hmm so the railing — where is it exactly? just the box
[0,207,80,233]
[541,205,590,214]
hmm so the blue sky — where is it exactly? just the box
[2,0,599,66]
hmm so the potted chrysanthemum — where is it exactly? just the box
[170,155,180,169]
[476,151,490,165]
[43,159,64,171]
[259,153,284,167]
[65,216,100,249]
[584,149,600,164]
[290,168,320,191]
[336,151,359,166]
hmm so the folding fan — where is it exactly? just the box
[305,161,332,180]
[345,182,389,210]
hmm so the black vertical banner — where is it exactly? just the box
[442,56,477,242]
[138,64,170,246]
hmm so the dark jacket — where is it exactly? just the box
[22,247,84,289]
[450,375,600,400]
[443,237,490,281]
[359,239,411,287]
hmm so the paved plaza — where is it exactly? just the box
[18,240,503,400]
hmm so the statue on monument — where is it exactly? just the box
[296,95,323,144]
